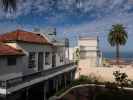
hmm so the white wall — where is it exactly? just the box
[78,37,100,70]
[0,57,23,76]
[0,41,70,76]
[0,42,53,76]
[55,46,66,66]
[80,46,97,51]
[17,42,53,74]
[79,39,98,47]
[80,51,97,58]
[69,48,74,60]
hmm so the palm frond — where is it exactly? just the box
[108,24,128,46]
[1,0,17,12]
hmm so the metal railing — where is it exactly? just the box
[0,63,75,89]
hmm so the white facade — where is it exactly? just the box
[0,42,68,76]
[0,31,69,77]
[0,30,76,99]
[78,36,102,68]
[69,47,75,60]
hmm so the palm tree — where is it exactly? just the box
[108,24,128,65]
[1,0,16,11]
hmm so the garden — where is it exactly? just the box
[51,71,133,100]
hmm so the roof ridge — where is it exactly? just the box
[0,29,52,45]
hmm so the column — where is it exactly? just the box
[70,71,73,81]
[56,77,59,92]
[58,75,62,89]
[44,81,48,100]
[64,73,67,88]
[26,87,29,100]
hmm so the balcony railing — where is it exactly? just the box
[0,63,76,89]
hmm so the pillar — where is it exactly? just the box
[26,87,29,100]
[44,81,48,100]
[56,77,59,91]
[64,73,67,88]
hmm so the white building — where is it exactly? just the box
[0,29,76,100]
[69,47,75,61]
[75,36,102,77]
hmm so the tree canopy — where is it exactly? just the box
[108,24,128,47]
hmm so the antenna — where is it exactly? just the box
[48,28,57,36]
[53,28,56,35]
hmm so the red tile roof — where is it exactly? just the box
[0,29,51,45]
[0,43,24,56]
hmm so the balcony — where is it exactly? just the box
[80,46,98,52]
[0,63,76,90]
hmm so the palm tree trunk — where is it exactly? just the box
[116,44,119,65]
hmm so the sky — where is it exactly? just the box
[0,0,133,52]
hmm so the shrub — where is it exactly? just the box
[105,82,118,90]
[113,71,129,88]
[78,75,89,81]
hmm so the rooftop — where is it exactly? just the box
[0,43,24,56]
[0,29,51,45]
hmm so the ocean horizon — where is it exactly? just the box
[103,51,133,60]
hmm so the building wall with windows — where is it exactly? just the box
[17,42,53,73]
[0,42,53,76]
[0,42,68,76]
[78,36,101,68]
[0,29,71,77]
[55,46,66,66]
[0,56,23,75]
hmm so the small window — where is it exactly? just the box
[7,56,16,66]
[45,52,50,65]
[28,52,36,68]
[60,54,63,62]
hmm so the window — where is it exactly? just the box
[60,54,63,62]
[38,52,44,71]
[7,56,16,66]
[28,52,36,68]
[45,52,50,65]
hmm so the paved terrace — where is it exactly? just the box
[76,65,133,82]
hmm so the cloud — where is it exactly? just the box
[0,0,133,51]
[0,0,132,19]
[57,11,133,50]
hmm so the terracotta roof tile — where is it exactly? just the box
[0,43,24,56]
[0,29,51,45]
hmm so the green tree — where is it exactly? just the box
[73,48,80,65]
[1,0,16,11]
[108,24,128,65]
